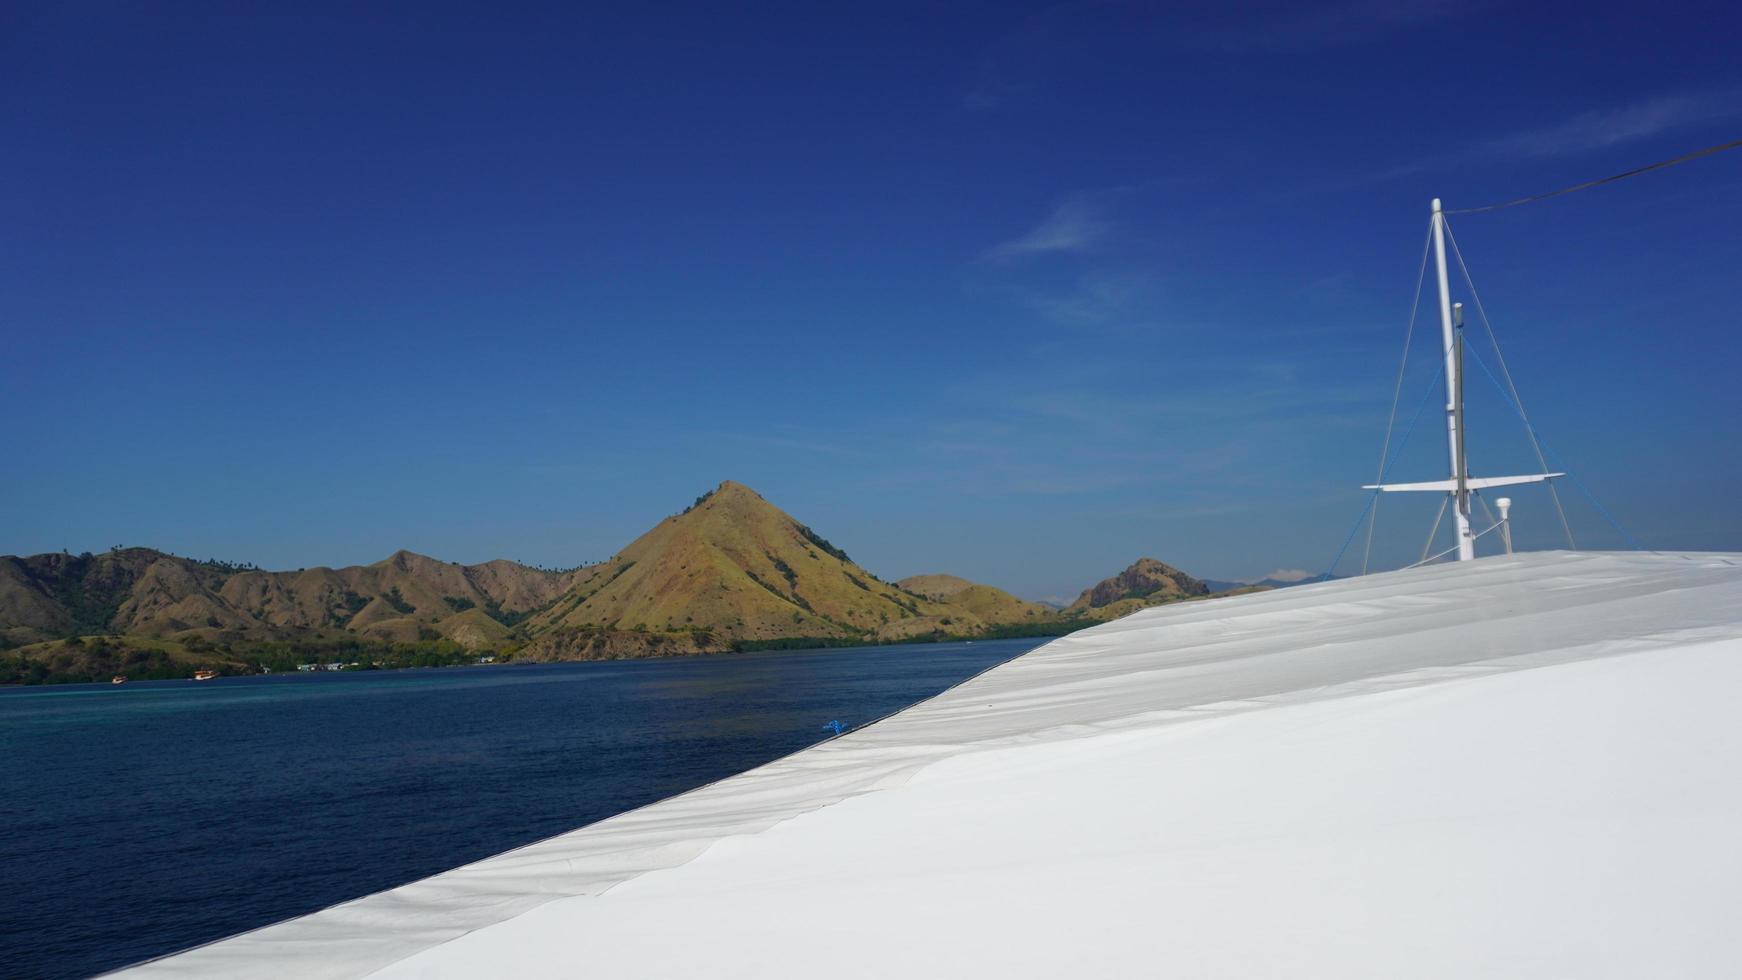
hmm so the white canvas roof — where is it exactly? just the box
[119,551,1742,978]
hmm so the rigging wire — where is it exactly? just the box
[1440,217,1577,548]
[1400,522,1512,567]
[1407,518,1505,570]
[1338,137,1730,569]
[1443,136,1742,214]
[1322,331,1459,581]
[1419,495,1450,565]
[1362,220,1435,575]
[1461,340,1648,551]
[1475,490,1499,530]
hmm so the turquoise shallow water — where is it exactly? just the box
[0,638,1043,979]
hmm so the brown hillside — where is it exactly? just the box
[436,608,512,650]
[896,574,976,599]
[2,480,1146,682]
[532,481,969,643]
[0,558,76,640]
[0,549,233,641]
[0,546,580,646]
[1066,558,1209,621]
[897,574,1051,623]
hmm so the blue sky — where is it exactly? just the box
[4,2,1740,601]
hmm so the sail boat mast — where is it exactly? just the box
[1431,198,1474,560]
[1362,198,1564,563]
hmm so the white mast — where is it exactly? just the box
[1431,198,1474,560]
[1362,198,1564,562]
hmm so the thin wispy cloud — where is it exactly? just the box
[982,197,1111,261]
[974,190,1169,330]
[1480,91,1742,158]
[993,269,1157,327]
[1375,88,1742,179]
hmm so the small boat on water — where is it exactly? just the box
[191,670,218,682]
[110,675,126,685]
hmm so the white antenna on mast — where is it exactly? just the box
[1363,198,1564,561]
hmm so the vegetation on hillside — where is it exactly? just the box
[0,633,492,685]
[1,482,1254,685]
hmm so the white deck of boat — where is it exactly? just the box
[120,551,1742,978]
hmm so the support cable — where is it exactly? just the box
[1475,490,1499,530]
[1363,220,1435,575]
[1322,341,1451,582]
[1444,137,1742,215]
[1420,495,1450,564]
[1441,217,1577,548]
[1461,340,1648,551]
[1410,518,1509,568]
[1336,137,1730,568]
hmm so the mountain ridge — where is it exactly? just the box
[2,482,1238,684]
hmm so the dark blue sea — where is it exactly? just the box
[0,638,1043,979]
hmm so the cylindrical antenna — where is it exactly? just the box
[1496,497,1514,555]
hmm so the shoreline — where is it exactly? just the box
[1,625,1082,689]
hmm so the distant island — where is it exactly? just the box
[1,481,1271,685]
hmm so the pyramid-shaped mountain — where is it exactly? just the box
[526,481,964,649]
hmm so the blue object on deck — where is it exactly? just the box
[824,720,845,735]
